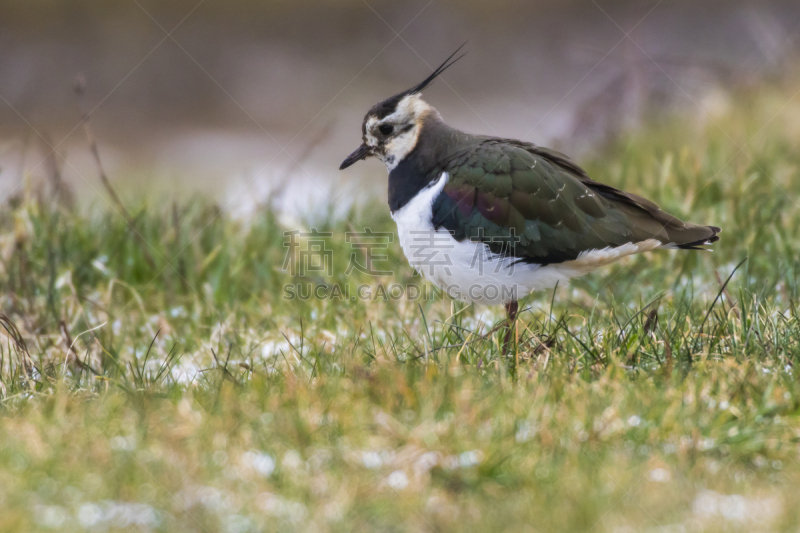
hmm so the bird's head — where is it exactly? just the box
[339,45,466,172]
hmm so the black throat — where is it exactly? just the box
[387,151,438,213]
[387,117,461,213]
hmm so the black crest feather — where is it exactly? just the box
[406,42,468,95]
[370,43,467,120]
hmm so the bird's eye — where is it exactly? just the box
[378,124,394,136]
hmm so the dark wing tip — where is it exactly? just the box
[676,225,721,250]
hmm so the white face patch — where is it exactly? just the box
[363,94,433,171]
[382,128,418,171]
[364,117,378,148]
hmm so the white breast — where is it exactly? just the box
[391,172,663,305]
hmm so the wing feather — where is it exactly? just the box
[432,139,719,265]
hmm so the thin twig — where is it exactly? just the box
[42,133,74,209]
[269,120,335,206]
[74,75,157,269]
[0,314,32,375]
[59,320,100,375]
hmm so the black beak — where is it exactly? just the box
[339,144,372,170]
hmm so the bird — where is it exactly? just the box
[339,46,720,352]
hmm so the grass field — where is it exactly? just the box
[2,78,800,532]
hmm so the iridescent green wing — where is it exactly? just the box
[432,139,718,264]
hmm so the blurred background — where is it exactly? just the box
[1,0,798,216]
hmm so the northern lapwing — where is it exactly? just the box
[340,47,720,349]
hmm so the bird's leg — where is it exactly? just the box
[503,300,519,356]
